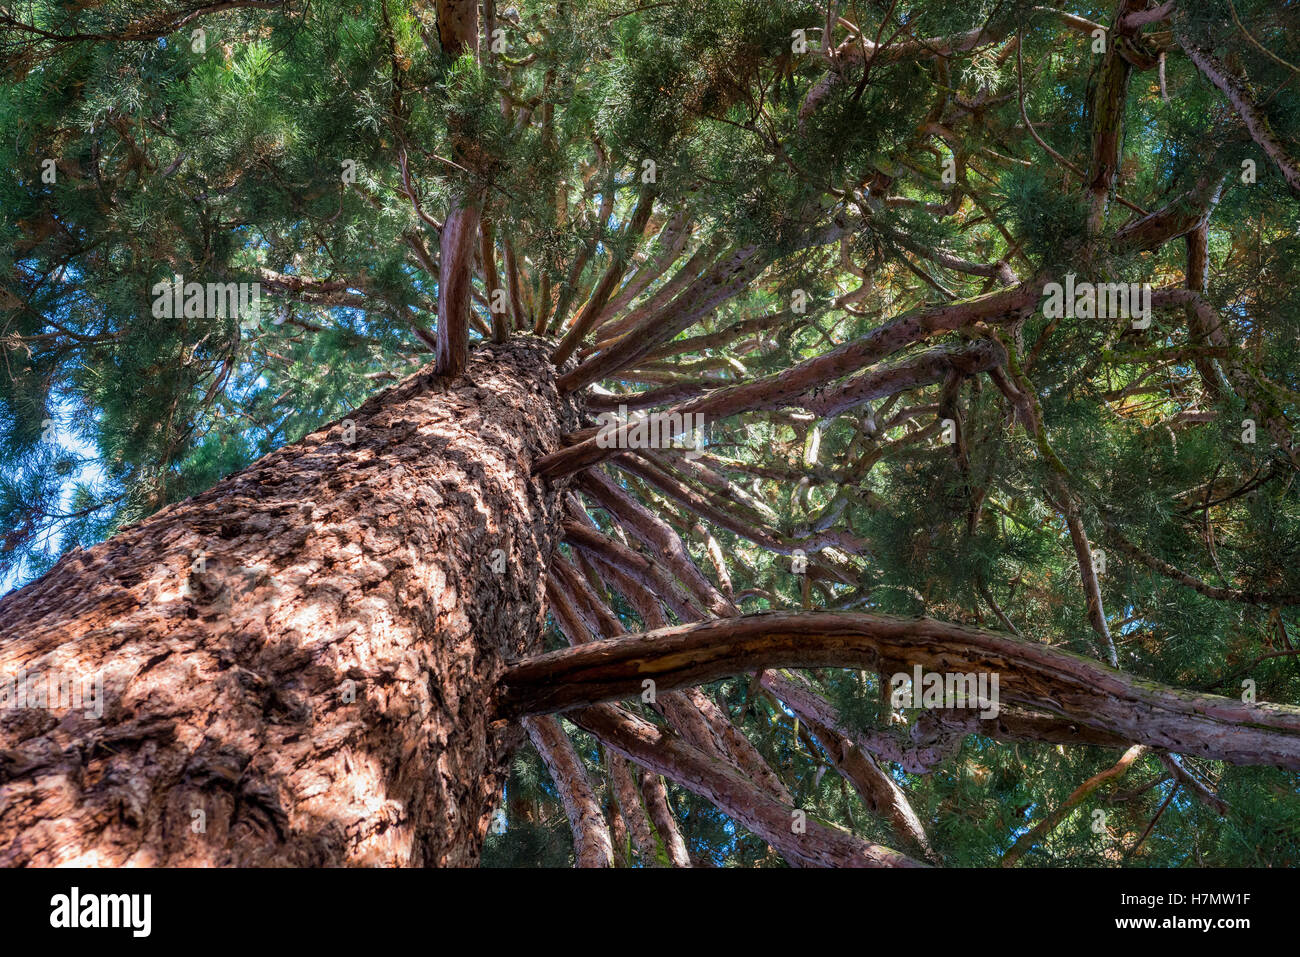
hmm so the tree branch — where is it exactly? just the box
[499,610,1300,769]
[572,704,925,867]
[523,715,615,867]
[1179,29,1300,198]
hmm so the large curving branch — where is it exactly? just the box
[498,611,1300,769]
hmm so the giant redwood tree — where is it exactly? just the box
[1,0,1299,867]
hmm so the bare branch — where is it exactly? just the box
[499,610,1300,769]
[573,704,925,867]
[523,715,615,867]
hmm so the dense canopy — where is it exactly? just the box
[2,0,1299,867]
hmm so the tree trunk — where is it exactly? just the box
[0,338,580,866]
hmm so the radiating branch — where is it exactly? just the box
[499,610,1300,769]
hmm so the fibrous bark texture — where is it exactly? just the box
[0,338,579,866]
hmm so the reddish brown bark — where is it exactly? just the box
[499,611,1300,769]
[436,0,479,58]
[551,190,658,367]
[523,715,614,867]
[537,282,1042,477]
[559,245,766,392]
[760,671,935,859]
[1113,173,1226,254]
[608,752,660,866]
[798,25,1008,125]
[0,339,580,866]
[578,468,735,618]
[573,704,924,868]
[552,539,796,808]
[1179,31,1300,199]
[637,767,692,868]
[436,197,482,378]
[798,339,1006,419]
[433,0,482,377]
[543,556,693,866]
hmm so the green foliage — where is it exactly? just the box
[2,0,1298,869]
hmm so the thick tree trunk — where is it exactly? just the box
[0,338,579,866]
